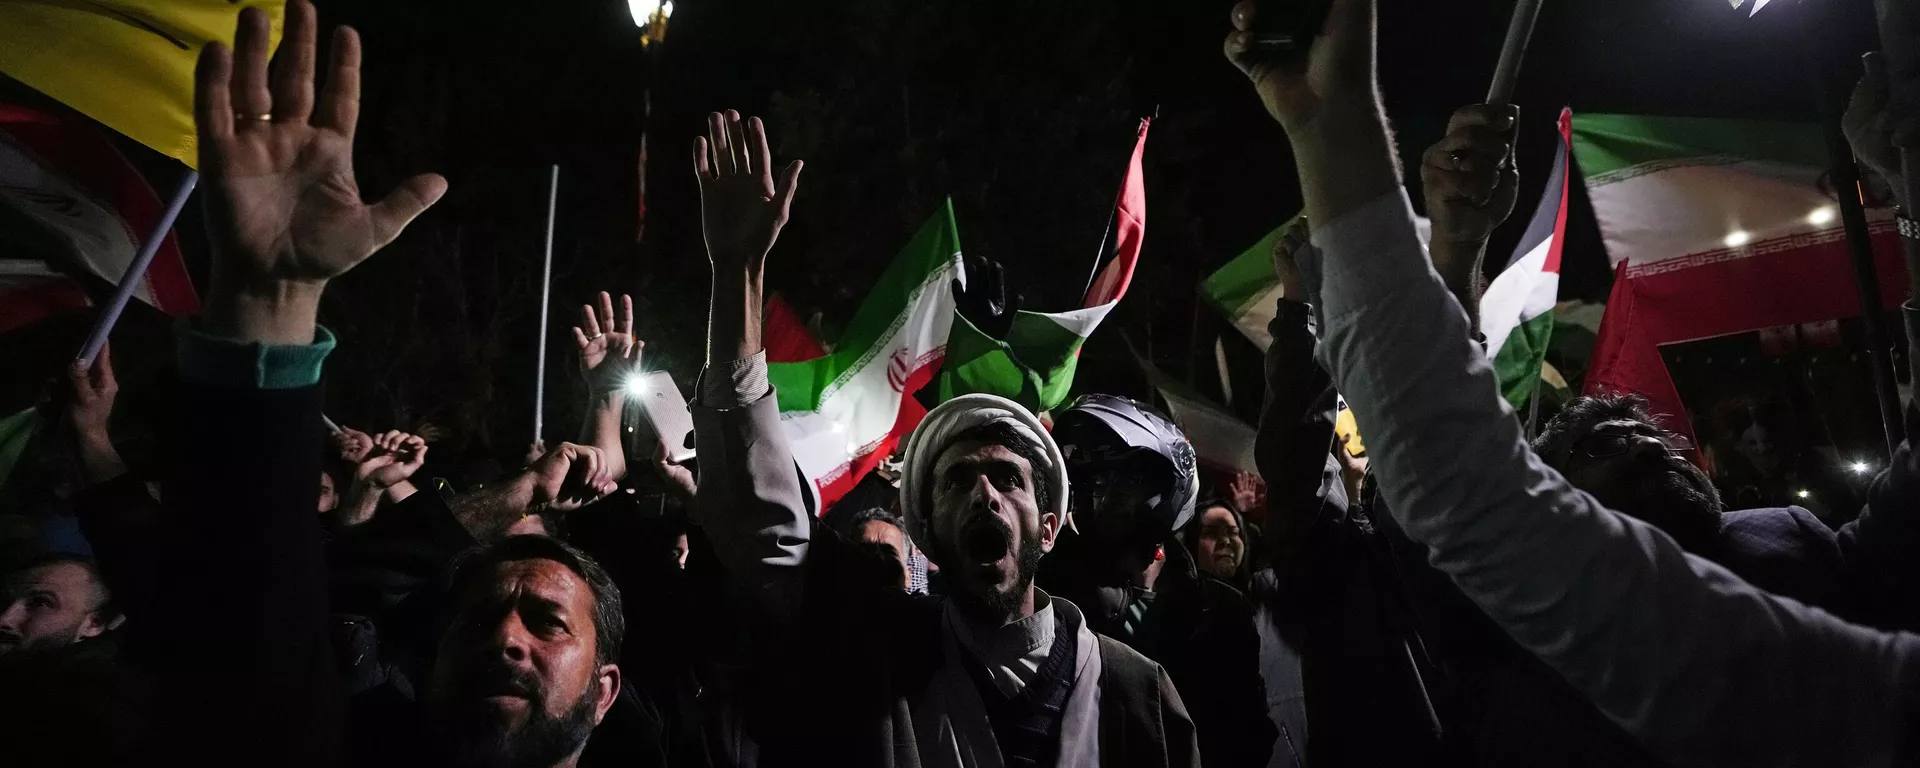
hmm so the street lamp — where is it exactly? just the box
[629,0,672,47]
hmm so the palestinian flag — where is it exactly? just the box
[1578,113,1905,441]
[938,118,1150,412]
[0,1,282,168]
[1481,108,1574,408]
[768,202,963,510]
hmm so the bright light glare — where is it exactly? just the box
[1851,461,1872,474]
[1807,207,1836,227]
[1723,231,1752,248]
[1796,489,1812,499]
[662,1,674,17]
[628,0,662,26]
[624,376,650,397]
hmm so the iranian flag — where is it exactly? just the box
[937,118,1149,412]
[0,103,199,319]
[1578,113,1906,440]
[1481,108,1573,408]
[768,202,963,509]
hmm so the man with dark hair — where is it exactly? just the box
[838,507,912,590]
[0,554,120,657]
[0,554,128,767]
[426,535,625,768]
[689,109,1198,767]
[137,5,638,765]
[1533,392,1891,623]
[1532,394,1726,553]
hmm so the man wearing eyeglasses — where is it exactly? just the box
[1533,394,1897,627]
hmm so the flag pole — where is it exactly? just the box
[1486,0,1544,106]
[75,171,197,368]
[1826,8,1908,453]
[534,165,559,444]
[1822,96,1905,454]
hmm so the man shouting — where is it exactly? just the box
[688,108,1199,768]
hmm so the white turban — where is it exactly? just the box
[899,394,1071,549]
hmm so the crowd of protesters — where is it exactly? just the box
[5,0,1920,766]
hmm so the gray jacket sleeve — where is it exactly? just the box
[1297,189,1920,767]
[692,354,811,622]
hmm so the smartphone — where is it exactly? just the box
[631,371,696,464]
[1248,0,1334,54]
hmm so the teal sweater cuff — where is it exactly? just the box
[177,322,336,390]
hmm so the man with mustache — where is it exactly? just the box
[423,535,626,768]
[687,107,1199,767]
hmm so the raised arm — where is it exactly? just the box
[328,427,429,527]
[444,442,617,541]
[687,110,812,620]
[1252,217,1343,565]
[1421,105,1520,335]
[65,342,130,487]
[1228,1,1920,765]
[154,2,446,762]
[573,290,639,483]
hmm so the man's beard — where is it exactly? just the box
[1627,457,1725,551]
[947,533,1045,625]
[429,668,600,768]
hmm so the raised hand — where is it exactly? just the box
[1223,0,1377,133]
[650,441,697,502]
[66,342,129,485]
[358,430,428,489]
[195,0,446,343]
[528,442,618,513]
[1336,433,1369,507]
[1230,471,1266,515]
[333,425,376,464]
[1422,105,1520,250]
[1270,216,1311,302]
[572,291,641,394]
[954,255,1023,340]
[1421,104,1518,328]
[66,342,118,442]
[693,110,803,269]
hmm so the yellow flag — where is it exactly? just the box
[0,1,284,169]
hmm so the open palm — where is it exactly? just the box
[196,1,444,288]
[572,291,641,394]
[694,110,803,268]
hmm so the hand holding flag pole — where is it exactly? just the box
[75,171,198,369]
